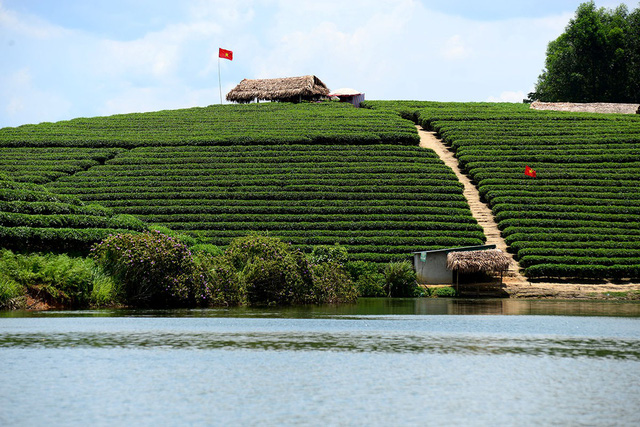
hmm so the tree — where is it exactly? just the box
[529,2,640,103]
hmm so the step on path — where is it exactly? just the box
[416,125,529,286]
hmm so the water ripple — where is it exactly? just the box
[1,331,639,360]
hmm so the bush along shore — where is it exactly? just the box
[0,232,430,310]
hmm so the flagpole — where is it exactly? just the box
[218,56,222,105]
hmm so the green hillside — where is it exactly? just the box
[0,102,483,263]
[0,176,147,252]
[0,102,418,150]
[365,101,640,280]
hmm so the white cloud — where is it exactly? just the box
[442,35,469,60]
[0,2,70,39]
[0,0,580,127]
[100,85,221,116]
[96,21,222,81]
[487,90,527,103]
[1,68,72,126]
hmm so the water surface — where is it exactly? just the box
[2,299,639,426]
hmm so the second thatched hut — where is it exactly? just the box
[226,75,330,103]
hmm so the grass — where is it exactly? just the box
[0,249,122,309]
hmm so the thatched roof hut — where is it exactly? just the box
[446,249,511,274]
[226,75,330,103]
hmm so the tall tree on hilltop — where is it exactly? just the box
[530,1,640,103]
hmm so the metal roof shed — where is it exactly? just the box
[328,88,365,108]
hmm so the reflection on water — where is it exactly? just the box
[3,297,640,318]
[2,330,639,360]
[2,298,640,360]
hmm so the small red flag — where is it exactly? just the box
[219,48,233,61]
[525,165,537,178]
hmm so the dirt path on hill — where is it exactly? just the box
[416,126,527,284]
[415,125,640,299]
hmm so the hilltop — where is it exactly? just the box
[2,100,640,285]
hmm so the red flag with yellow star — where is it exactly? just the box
[525,165,537,178]
[219,48,233,60]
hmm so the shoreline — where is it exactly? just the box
[423,276,640,300]
[504,280,640,300]
[6,276,640,312]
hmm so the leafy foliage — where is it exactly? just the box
[225,235,314,305]
[91,231,198,307]
[434,286,457,297]
[346,260,386,297]
[311,261,358,304]
[530,1,640,102]
[0,249,100,308]
[384,261,418,297]
[310,244,349,265]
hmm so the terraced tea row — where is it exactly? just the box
[0,178,146,252]
[365,101,640,280]
[48,144,484,263]
[0,103,418,148]
[0,148,123,184]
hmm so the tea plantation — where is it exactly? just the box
[0,176,147,252]
[365,101,640,280]
[0,102,483,263]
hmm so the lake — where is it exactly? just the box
[2,298,640,426]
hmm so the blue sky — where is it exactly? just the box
[1,0,636,127]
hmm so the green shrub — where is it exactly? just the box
[311,261,358,304]
[346,261,386,297]
[434,286,457,297]
[356,272,386,297]
[384,261,417,297]
[0,249,95,308]
[0,274,24,309]
[89,267,121,307]
[196,255,245,306]
[191,244,224,257]
[310,244,348,265]
[224,235,357,306]
[345,260,378,280]
[91,231,198,307]
[225,235,314,305]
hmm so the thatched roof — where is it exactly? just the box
[446,249,511,274]
[226,75,330,103]
[530,101,640,114]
